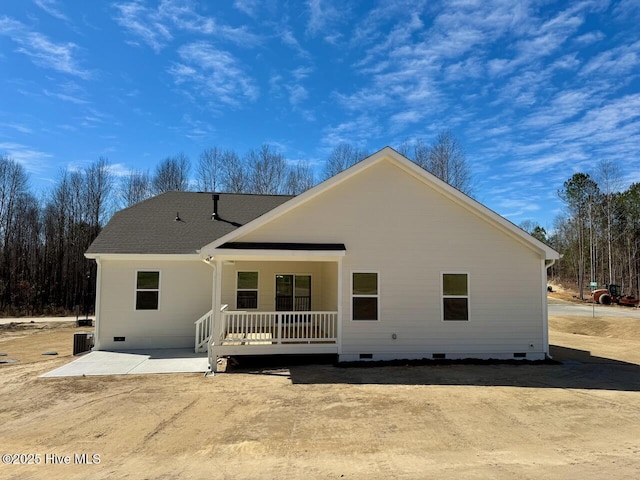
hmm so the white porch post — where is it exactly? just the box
[214,258,223,341]
[337,257,343,355]
[93,257,103,350]
[210,262,217,320]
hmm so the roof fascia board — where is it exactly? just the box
[207,251,344,262]
[208,248,345,257]
[85,253,202,261]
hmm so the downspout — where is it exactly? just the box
[201,255,217,314]
[94,257,102,350]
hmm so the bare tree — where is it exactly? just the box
[426,130,473,195]
[246,144,288,194]
[395,140,412,158]
[0,155,30,308]
[412,139,430,170]
[196,147,222,192]
[219,150,247,193]
[595,158,623,285]
[285,161,315,195]
[152,153,191,194]
[519,220,548,243]
[323,144,368,179]
[85,157,114,230]
[558,173,600,298]
[119,169,152,207]
[0,155,29,248]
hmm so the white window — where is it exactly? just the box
[352,272,378,321]
[136,271,160,310]
[237,271,258,309]
[442,273,469,321]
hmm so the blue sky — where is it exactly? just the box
[1,0,639,229]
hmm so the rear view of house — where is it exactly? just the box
[86,147,559,371]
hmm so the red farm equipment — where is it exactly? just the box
[591,284,639,307]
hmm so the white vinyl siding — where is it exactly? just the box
[98,259,212,349]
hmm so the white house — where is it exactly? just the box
[86,147,559,371]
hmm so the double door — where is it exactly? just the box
[275,274,311,311]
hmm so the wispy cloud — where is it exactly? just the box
[34,0,69,22]
[0,16,89,78]
[522,90,594,128]
[389,110,424,133]
[114,0,261,52]
[107,162,131,177]
[574,31,605,45]
[0,142,52,173]
[169,41,258,107]
[580,40,640,77]
[321,115,381,148]
[306,0,346,43]
[160,1,261,46]
[43,81,90,104]
[234,0,261,17]
[0,123,33,134]
[174,114,217,140]
[279,28,311,58]
[113,2,172,52]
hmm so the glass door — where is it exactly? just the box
[276,274,311,311]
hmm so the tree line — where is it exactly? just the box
[0,131,470,316]
[523,159,640,301]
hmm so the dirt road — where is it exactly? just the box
[1,315,640,479]
[549,296,640,318]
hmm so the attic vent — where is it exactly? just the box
[212,194,219,220]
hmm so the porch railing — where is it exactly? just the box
[194,309,213,353]
[195,304,228,353]
[217,311,338,346]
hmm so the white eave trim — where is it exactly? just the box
[84,253,202,261]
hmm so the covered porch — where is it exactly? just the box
[195,243,345,370]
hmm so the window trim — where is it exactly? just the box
[236,271,259,310]
[441,271,470,322]
[135,270,161,311]
[351,270,380,322]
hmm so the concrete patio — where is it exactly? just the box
[41,349,209,377]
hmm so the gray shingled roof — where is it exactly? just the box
[86,192,294,255]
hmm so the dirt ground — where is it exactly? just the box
[1,312,640,480]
